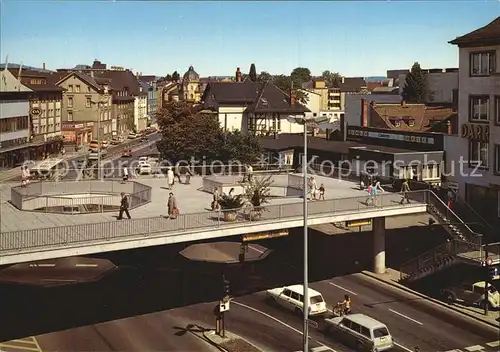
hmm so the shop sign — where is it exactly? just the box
[86,122,94,127]
[346,219,372,227]
[242,229,289,242]
[461,123,489,142]
[0,137,29,149]
[347,128,435,145]
[61,131,76,142]
[30,108,41,116]
[62,123,84,130]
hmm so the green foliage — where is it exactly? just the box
[272,74,309,105]
[155,101,263,164]
[249,64,257,82]
[244,175,273,207]
[218,193,244,210]
[290,67,311,88]
[165,73,172,81]
[321,70,340,87]
[172,71,180,81]
[402,62,426,103]
[257,71,272,83]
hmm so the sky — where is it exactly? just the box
[1,0,499,77]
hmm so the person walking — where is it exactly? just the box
[246,164,253,182]
[366,183,375,205]
[122,166,129,183]
[117,192,131,220]
[318,183,325,200]
[400,179,411,204]
[21,166,28,187]
[374,178,385,192]
[174,164,182,184]
[447,189,454,209]
[167,192,178,219]
[166,167,174,189]
[211,187,220,211]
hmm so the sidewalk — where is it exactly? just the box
[203,330,264,352]
[362,268,500,328]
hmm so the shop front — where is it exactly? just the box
[61,122,92,151]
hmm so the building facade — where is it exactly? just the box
[0,68,32,167]
[397,68,459,104]
[56,72,113,145]
[180,66,201,103]
[448,16,500,226]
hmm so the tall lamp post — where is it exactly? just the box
[287,113,328,352]
[92,86,110,180]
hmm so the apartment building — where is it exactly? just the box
[0,68,32,168]
[9,69,63,155]
[56,71,113,146]
[447,16,500,226]
[396,68,459,104]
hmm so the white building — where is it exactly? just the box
[134,90,148,132]
[0,68,32,167]
[344,94,402,127]
[398,68,458,104]
[201,81,306,135]
[298,89,321,116]
[448,16,500,226]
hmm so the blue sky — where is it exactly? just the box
[1,1,499,77]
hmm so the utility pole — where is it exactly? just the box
[484,243,489,316]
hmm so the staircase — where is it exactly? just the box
[399,191,484,284]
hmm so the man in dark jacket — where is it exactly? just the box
[118,192,131,220]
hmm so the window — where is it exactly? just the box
[68,85,73,92]
[310,295,324,304]
[86,97,92,108]
[75,85,81,93]
[423,163,441,180]
[495,96,500,125]
[67,97,73,108]
[469,141,489,168]
[283,289,292,297]
[360,326,371,338]
[290,291,300,301]
[470,51,496,76]
[87,86,91,93]
[68,112,73,121]
[494,144,500,175]
[373,327,389,338]
[469,96,489,121]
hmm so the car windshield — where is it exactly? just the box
[373,327,389,338]
[310,295,324,304]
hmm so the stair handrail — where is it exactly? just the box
[399,242,451,280]
[452,192,494,232]
[426,190,482,243]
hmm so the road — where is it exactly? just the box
[1,240,498,351]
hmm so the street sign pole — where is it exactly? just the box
[484,244,489,316]
[221,311,225,338]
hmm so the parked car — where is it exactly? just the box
[121,149,132,158]
[128,133,138,139]
[441,281,500,309]
[101,140,109,149]
[323,313,394,351]
[110,138,121,145]
[137,163,152,175]
[266,284,327,317]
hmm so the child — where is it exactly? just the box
[319,183,325,200]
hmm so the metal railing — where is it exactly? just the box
[10,180,152,212]
[0,189,428,254]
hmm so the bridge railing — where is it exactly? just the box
[0,189,428,254]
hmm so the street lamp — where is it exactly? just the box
[92,86,110,180]
[287,112,328,352]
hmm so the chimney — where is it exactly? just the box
[401,100,406,107]
[236,67,242,82]
[42,63,46,70]
[361,98,368,127]
[290,91,296,106]
[90,71,94,78]
[341,76,345,84]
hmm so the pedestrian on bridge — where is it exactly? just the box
[167,192,178,219]
[399,179,411,204]
[117,192,131,220]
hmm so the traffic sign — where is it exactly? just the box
[219,300,230,312]
[30,108,41,116]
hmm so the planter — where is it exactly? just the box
[249,209,261,221]
[224,211,238,222]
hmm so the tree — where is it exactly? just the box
[257,71,272,83]
[172,71,180,82]
[402,62,426,103]
[321,70,340,87]
[165,73,172,81]
[156,101,263,164]
[248,63,257,82]
[290,67,311,89]
[272,74,308,105]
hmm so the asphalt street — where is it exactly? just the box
[1,239,498,351]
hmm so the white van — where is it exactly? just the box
[266,284,328,316]
[324,313,394,351]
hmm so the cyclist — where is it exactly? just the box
[339,294,351,315]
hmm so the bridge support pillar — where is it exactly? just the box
[373,217,386,274]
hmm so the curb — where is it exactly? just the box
[202,330,265,352]
[361,270,499,329]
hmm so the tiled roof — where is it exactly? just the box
[139,75,157,83]
[367,82,383,91]
[9,68,63,92]
[246,82,309,113]
[202,81,261,104]
[370,103,455,132]
[371,86,399,94]
[449,16,500,46]
[92,70,147,96]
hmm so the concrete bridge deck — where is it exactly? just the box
[0,175,428,265]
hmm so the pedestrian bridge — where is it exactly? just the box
[0,190,429,265]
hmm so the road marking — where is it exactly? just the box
[0,343,40,351]
[389,309,423,325]
[248,245,265,254]
[232,300,337,352]
[464,345,485,351]
[75,263,98,267]
[486,341,500,348]
[394,342,413,352]
[41,278,77,282]
[29,263,55,268]
[328,282,358,296]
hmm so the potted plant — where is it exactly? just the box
[218,193,244,222]
[244,175,273,220]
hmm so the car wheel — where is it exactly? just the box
[442,291,454,303]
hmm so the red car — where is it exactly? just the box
[121,149,132,157]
